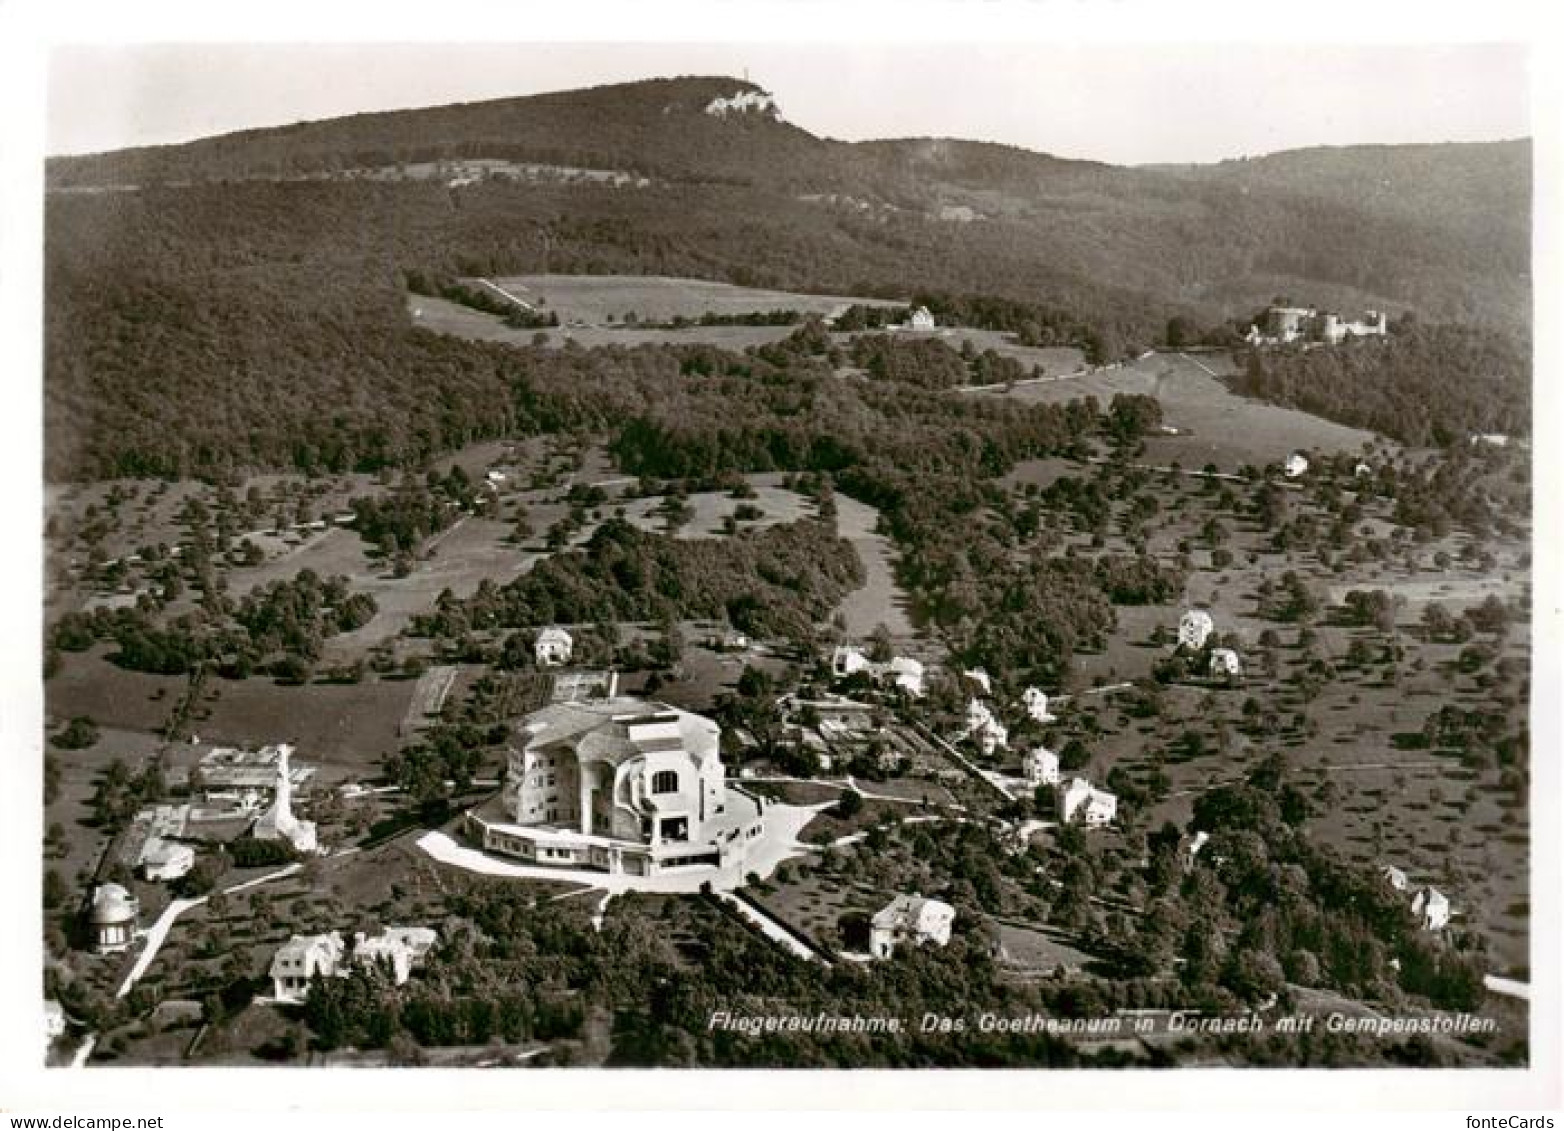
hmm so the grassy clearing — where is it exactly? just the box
[973,350,1380,470]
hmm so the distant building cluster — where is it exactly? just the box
[1246,304,1388,347]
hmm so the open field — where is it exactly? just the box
[489,274,899,325]
[970,350,1380,470]
[178,677,417,776]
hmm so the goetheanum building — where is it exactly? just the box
[468,698,763,876]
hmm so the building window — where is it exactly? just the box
[660,816,689,843]
[652,770,679,795]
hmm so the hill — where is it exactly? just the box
[43,76,1531,480]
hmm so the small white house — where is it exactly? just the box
[1382,864,1410,892]
[1060,777,1118,827]
[1284,453,1310,478]
[885,656,925,697]
[905,306,936,332]
[352,927,439,984]
[832,645,872,678]
[1178,609,1214,651]
[965,700,1007,754]
[139,836,196,882]
[1022,746,1061,786]
[1411,886,1451,931]
[535,626,573,667]
[1022,686,1057,724]
[869,894,955,958]
[269,933,347,1003]
[1209,648,1242,679]
[44,999,67,1043]
[1180,830,1211,873]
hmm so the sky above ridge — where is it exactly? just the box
[47,41,1529,166]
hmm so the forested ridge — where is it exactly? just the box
[45,75,1530,482]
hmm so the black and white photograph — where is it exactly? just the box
[2,0,1558,1120]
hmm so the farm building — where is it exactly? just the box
[1382,864,1410,891]
[88,883,139,954]
[1060,778,1118,827]
[1284,453,1310,478]
[469,697,763,877]
[1022,746,1061,786]
[535,626,574,667]
[1178,609,1215,651]
[869,894,955,958]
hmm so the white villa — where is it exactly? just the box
[1022,746,1061,787]
[1411,886,1452,932]
[1022,687,1058,724]
[467,697,764,876]
[1060,778,1118,827]
[964,699,1008,755]
[869,894,955,958]
[269,933,346,1002]
[1178,609,1215,651]
[252,744,318,854]
[1284,453,1310,479]
[1209,648,1243,679]
[830,645,926,697]
[904,306,936,332]
[535,626,574,667]
[269,927,438,1003]
[353,927,439,984]
[89,883,140,954]
[138,836,196,882]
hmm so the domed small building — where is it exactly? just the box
[88,883,140,954]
